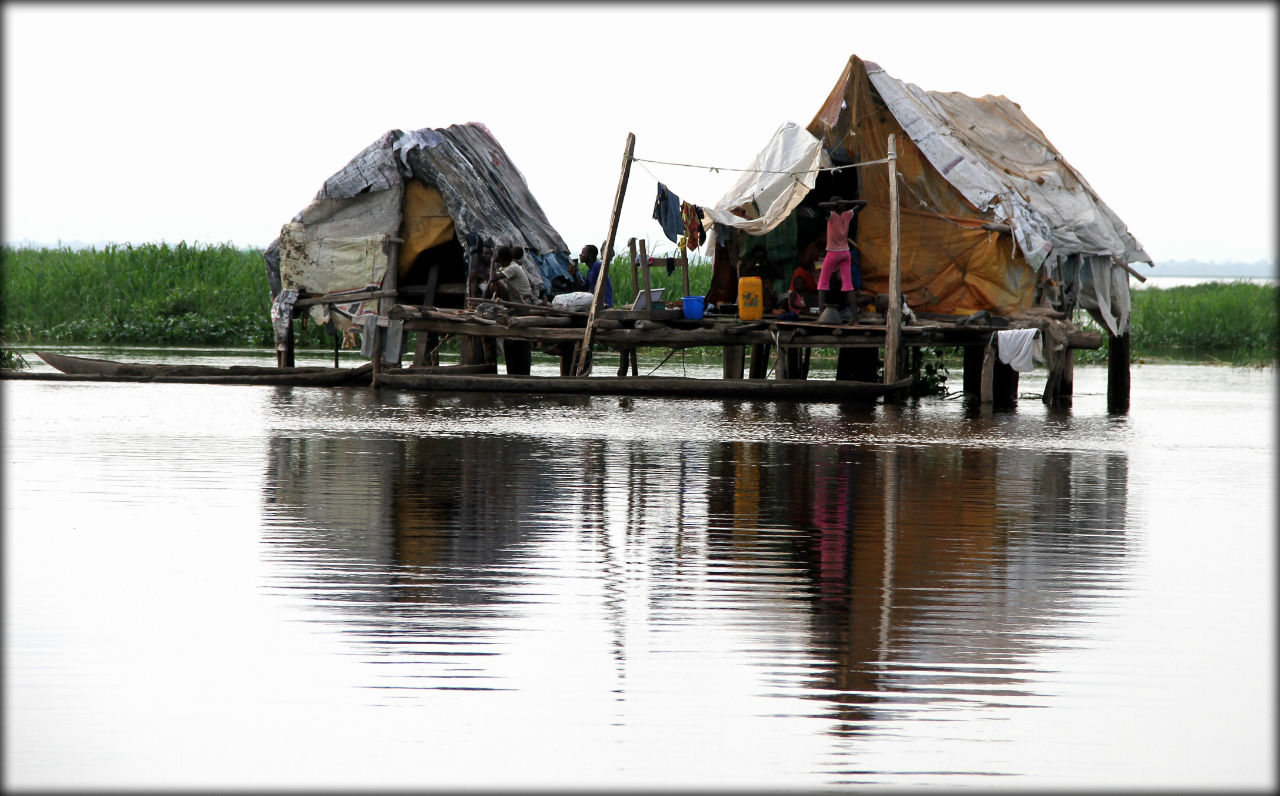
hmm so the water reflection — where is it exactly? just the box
[259,388,1130,756]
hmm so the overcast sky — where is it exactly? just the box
[3,3,1275,266]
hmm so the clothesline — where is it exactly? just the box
[629,154,892,177]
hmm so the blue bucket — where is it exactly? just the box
[682,295,705,320]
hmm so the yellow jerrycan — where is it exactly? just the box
[737,276,763,321]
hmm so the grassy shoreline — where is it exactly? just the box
[3,243,1275,367]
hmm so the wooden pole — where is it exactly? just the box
[576,132,635,376]
[979,339,995,405]
[1107,329,1130,413]
[639,239,653,317]
[379,235,400,319]
[883,134,903,384]
[680,245,691,297]
[628,238,639,304]
[279,309,296,368]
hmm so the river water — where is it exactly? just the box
[3,347,1274,790]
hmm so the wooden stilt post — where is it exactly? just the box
[963,344,984,395]
[628,238,639,304]
[411,263,441,367]
[639,239,653,317]
[371,321,384,387]
[1061,348,1074,397]
[884,134,903,385]
[979,340,995,405]
[558,342,576,376]
[378,235,401,371]
[1107,330,1131,413]
[836,346,878,382]
[576,132,635,376]
[748,343,771,379]
[680,246,691,298]
[280,310,296,368]
[993,359,1019,409]
[723,345,745,379]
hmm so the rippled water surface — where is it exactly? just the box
[4,351,1274,789]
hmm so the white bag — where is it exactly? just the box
[551,291,595,312]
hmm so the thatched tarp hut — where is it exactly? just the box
[264,124,573,341]
[701,55,1151,336]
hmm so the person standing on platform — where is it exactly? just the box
[816,196,867,323]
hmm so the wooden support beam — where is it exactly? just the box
[962,344,984,395]
[993,358,1019,410]
[883,134,903,384]
[639,239,653,318]
[1107,330,1130,413]
[837,347,879,382]
[379,236,400,316]
[748,343,771,379]
[293,288,396,309]
[558,342,577,377]
[1118,261,1147,283]
[1042,343,1074,406]
[576,131,635,375]
[371,324,384,387]
[979,342,994,404]
[679,248,691,298]
[279,313,295,368]
[628,238,639,305]
[504,340,532,376]
[723,345,745,379]
[411,263,441,367]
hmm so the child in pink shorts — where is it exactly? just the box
[817,196,868,294]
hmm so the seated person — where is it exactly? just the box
[787,235,824,312]
[579,244,613,308]
[466,238,496,299]
[491,245,535,304]
[511,245,546,303]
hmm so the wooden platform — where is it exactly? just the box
[376,371,913,402]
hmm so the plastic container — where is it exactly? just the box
[737,276,763,320]
[681,295,705,320]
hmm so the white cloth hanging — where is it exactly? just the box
[996,328,1040,373]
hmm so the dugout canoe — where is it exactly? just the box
[19,351,377,386]
[374,370,914,402]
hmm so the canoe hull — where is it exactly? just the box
[25,352,374,386]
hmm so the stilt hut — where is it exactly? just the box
[699,55,1151,408]
[263,124,574,366]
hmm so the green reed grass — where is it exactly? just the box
[1,242,328,348]
[1070,281,1278,365]
[1129,281,1276,359]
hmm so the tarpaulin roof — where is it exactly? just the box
[265,124,570,326]
[810,56,1148,331]
[860,60,1150,272]
[699,55,1147,332]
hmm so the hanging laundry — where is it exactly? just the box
[652,183,684,244]
[681,202,704,250]
[996,328,1040,373]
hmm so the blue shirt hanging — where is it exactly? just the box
[652,182,685,244]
